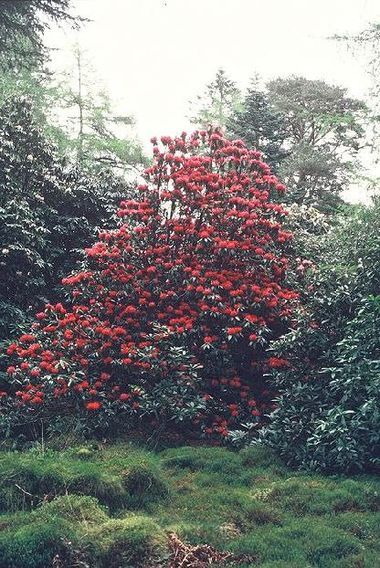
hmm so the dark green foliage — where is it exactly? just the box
[0,96,128,340]
[228,81,288,172]
[261,200,380,472]
[267,76,367,212]
[0,0,79,70]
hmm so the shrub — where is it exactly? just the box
[260,200,380,472]
[0,96,128,341]
[1,129,296,438]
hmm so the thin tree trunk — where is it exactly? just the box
[76,48,84,163]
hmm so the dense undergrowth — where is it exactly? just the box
[0,442,378,567]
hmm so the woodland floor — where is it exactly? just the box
[0,442,378,567]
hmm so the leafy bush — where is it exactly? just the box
[0,96,128,340]
[260,200,380,472]
[1,129,297,438]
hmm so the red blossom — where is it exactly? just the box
[227,327,243,335]
[85,401,102,411]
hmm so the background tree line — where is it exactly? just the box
[190,68,371,213]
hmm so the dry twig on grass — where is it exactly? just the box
[167,532,254,567]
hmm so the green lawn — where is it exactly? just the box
[0,443,378,567]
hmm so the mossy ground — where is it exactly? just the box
[0,442,378,567]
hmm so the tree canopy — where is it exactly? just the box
[229,79,289,172]
[190,69,242,129]
[0,0,79,68]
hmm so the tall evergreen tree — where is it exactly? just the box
[0,0,79,69]
[53,47,145,172]
[190,69,241,129]
[229,79,288,172]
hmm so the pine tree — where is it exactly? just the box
[190,69,241,129]
[229,79,288,172]
[0,0,79,69]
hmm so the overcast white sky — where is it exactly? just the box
[46,0,380,148]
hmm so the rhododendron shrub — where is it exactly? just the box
[2,130,297,438]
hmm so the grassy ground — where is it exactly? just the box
[0,442,378,567]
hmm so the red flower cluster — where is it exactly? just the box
[3,130,297,437]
